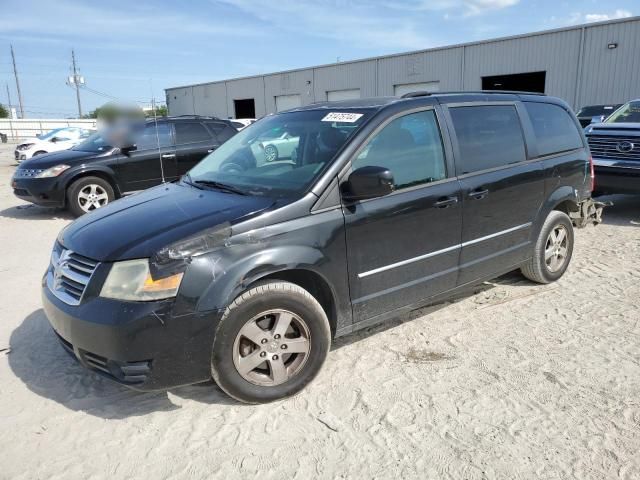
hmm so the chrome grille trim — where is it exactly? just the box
[47,246,99,306]
[587,135,640,161]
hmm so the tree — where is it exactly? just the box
[0,103,8,119]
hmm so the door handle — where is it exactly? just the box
[207,149,214,153]
[433,196,459,208]
[468,188,489,199]
[161,153,176,159]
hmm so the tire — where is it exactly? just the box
[264,144,278,162]
[66,176,115,217]
[211,281,331,404]
[521,210,574,284]
[33,150,47,156]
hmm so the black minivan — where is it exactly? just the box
[42,92,601,403]
[12,116,238,217]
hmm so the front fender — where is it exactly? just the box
[62,165,119,194]
[174,242,331,315]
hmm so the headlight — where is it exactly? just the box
[18,143,34,150]
[100,258,184,301]
[36,164,71,178]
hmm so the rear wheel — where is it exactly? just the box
[521,210,574,284]
[211,281,331,403]
[66,176,114,217]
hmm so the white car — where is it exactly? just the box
[259,132,299,162]
[229,118,256,131]
[14,127,94,163]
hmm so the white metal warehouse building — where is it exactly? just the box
[165,16,640,119]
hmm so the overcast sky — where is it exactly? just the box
[0,0,635,118]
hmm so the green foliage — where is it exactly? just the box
[0,103,9,119]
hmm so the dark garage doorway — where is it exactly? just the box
[234,98,256,118]
[482,71,546,94]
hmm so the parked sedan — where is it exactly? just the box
[14,127,94,162]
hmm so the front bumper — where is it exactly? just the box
[42,280,222,391]
[593,159,640,195]
[11,176,66,207]
[14,148,33,162]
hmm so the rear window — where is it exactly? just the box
[449,105,526,174]
[525,102,583,156]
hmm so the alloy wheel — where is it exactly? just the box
[544,224,569,273]
[78,184,109,212]
[232,309,311,386]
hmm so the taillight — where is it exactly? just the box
[589,155,595,192]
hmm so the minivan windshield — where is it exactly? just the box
[605,101,640,123]
[187,109,373,197]
[72,132,113,153]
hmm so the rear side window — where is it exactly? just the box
[525,102,583,156]
[449,105,526,174]
[352,110,446,189]
[174,122,211,144]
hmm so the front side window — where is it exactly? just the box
[605,101,640,124]
[450,105,526,174]
[352,110,446,189]
[174,122,211,144]
[135,123,172,150]
[188,109,373,197]
[525,102,583,156]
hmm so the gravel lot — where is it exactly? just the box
[1,142,639,479]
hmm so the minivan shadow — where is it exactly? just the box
[0,204,73,221]
[8,310,240,419]
[11,274,528,417]
[333,271,529,350]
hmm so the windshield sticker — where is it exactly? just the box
[321,112,363,123]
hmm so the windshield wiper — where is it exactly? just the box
[181,172,203,189]
[193,179,248,195]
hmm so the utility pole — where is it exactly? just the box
[71,49,82,117]
[5,83,11,111]
[10,45,24,119]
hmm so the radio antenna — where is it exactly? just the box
[150,78,165,183]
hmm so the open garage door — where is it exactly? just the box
[482,71,546,93]
[275,94,302,112]
[327,89,360,102]
[394,81,440,97]
[234,99,256,119]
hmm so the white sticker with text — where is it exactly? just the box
[321,112,363,123]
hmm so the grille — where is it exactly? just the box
[47,245,99,306]
[587,135,640,161]
[13,168,45,178]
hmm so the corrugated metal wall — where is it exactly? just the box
[578,20,640,106]
[166,17,640,117]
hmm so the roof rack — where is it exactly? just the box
[167,114,223,120]
[400,90,546,98]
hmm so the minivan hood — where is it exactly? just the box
[19,149,102,169]
[59,182,275,261]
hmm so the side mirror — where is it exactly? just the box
[342,166,394,202]
[120,143,137,154]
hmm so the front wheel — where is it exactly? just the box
[211,281,331,403]
[521,210,574,284]
[66,176,115,217]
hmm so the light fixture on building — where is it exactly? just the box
[608,42,618,49]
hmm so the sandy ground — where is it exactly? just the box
[0,142,639,480]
